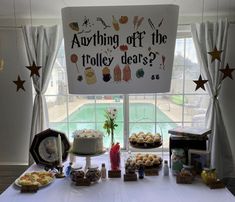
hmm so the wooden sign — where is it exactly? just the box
[144,168,159,176]
[21,185,39,193]
[124,173,137,181]
[208,180,225,189]
[176,174,193,184]
[108,170,121,178]
[62,5,179,94]
[75,178,91,186]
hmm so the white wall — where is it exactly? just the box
[220,24,235,165]
[0,17,234,166]
[0,29,32,165]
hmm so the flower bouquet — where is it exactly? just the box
[103,108,118,145]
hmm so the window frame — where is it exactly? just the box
[46,29,209,151]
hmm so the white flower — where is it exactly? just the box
[110,108,117,115]
[110,113,117,119]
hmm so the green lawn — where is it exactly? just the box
[50,103,177,148]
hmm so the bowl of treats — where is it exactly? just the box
[125,153,162,171]
[135,153,162,169]
[129,132,162,148]
[125,158,137,174]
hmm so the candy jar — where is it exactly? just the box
[85,167,101,183]
[201,168,217,185]
[125,158,136,175]
[171,149,186,175]
[181,164,194,179]
[182,164,196,179]
[70,168,85,182]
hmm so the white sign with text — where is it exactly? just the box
[62,5,179,94]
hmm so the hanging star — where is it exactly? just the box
[193,75,208,91]
[13,75,26,92]
[208,46,223,63]
[26,61,41,77]
[219,63,235,80]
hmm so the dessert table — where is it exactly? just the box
[0,153,234,202]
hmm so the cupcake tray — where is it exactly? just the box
[144,168,159,176]
[129,141,162,149]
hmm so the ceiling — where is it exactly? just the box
[0,0,234,19]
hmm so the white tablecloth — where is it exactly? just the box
[0,153,234,202]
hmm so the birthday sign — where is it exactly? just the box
[62,5,179,94]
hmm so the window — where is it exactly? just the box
[45,32,209,150]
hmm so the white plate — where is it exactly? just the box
[14,172,55,188]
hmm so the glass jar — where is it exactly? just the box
[70,168,85,182]
[85,167,101,183]
[201,168,217,185]
[181,164,194,179]
[125,158,136,174]
[171,149,186,175]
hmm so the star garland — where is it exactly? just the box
[13,75,25,92]
[219,64,235,80]
[26,61,41,77]
[193,75,208,91]
[208,46,223,62]
[193,45,235,91]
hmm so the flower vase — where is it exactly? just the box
[109,143,120,171]
[110,129,114,146]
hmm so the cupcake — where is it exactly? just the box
[146,138,154,144]
[143,157,148,162]
[145,160,152,167]
[148,155,154,161]
[137,155,143,161]
[144,154,149,158]
[152,159,160,167]
[137,137,144,146]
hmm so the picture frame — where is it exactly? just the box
[190,153,209,174]
[30,128,71,167]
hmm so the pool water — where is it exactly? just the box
[50,103,177,148]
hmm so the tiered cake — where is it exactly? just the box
[72,130,103,155]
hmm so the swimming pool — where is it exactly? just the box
[50,103,177,148]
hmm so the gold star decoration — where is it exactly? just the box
[193,75,208,91]
[219,63,235,80]
[208,46,223,63]
[13,75,26,92]
[26,61,41,77]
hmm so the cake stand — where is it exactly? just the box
[70,149,106,170]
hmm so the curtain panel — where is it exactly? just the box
[22,25,62,165]
[191,19,234,178]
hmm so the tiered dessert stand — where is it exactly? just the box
[126,131,164,177]
[128,135,163,155]
[70,149,106,170]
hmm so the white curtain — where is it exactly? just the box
[22,25,62,164]
[191,19,234,178]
